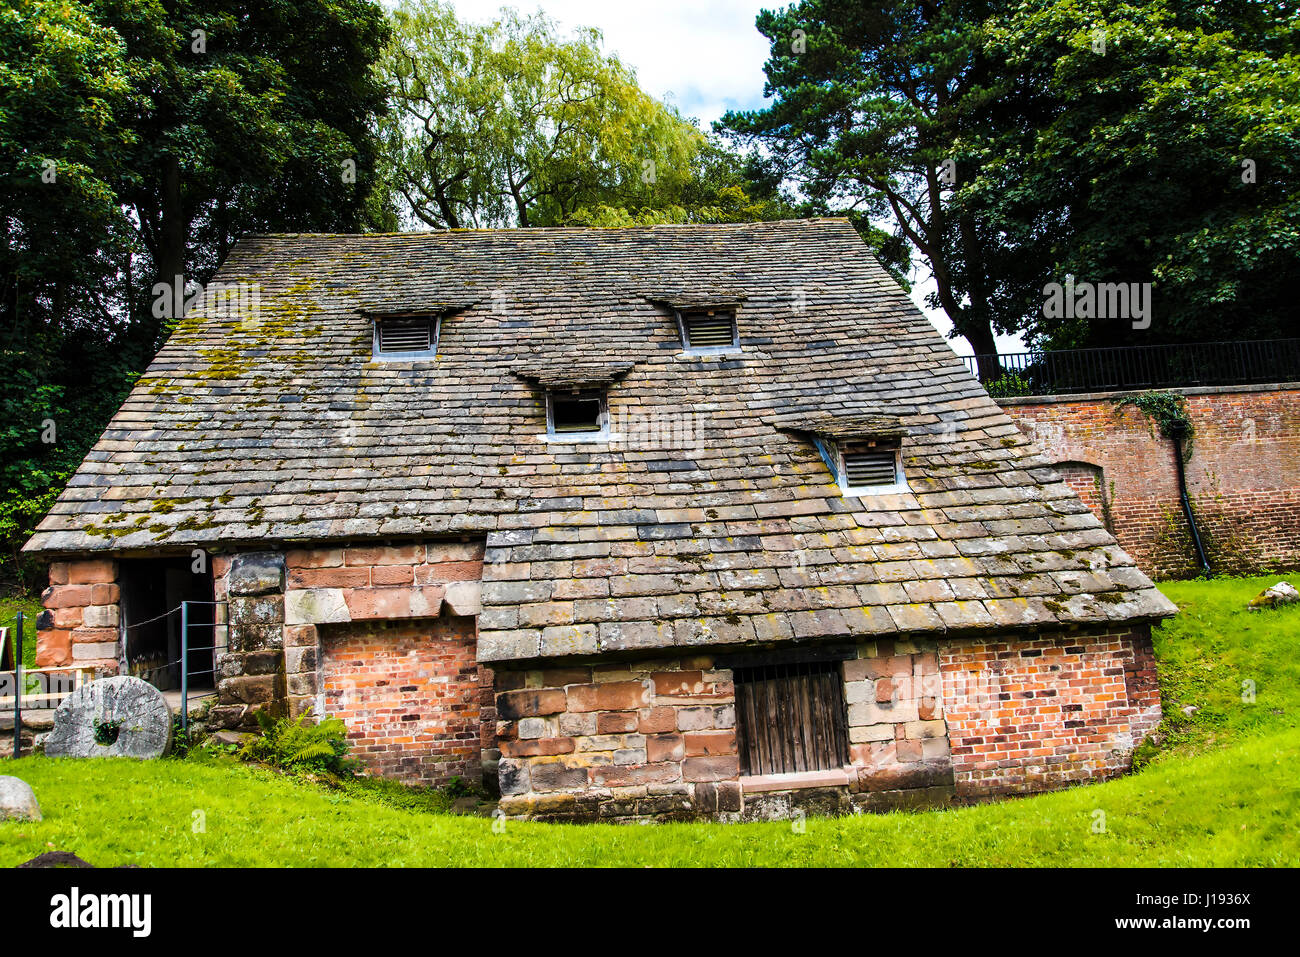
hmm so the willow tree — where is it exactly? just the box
[379,1,782,229]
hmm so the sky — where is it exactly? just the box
[440,0,1026,357]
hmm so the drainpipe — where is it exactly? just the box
[1168,421,1211,576]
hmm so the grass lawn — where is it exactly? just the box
[0,574,1298,867]
[1146,576,1300,755]
[0,593,40,670]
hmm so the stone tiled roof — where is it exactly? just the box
[513,359,636,389]
[25,219,1176,661]
[769,409,908,439]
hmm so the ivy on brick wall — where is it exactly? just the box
[1116,391,1194,459]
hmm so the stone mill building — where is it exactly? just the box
[25,219,1174,820]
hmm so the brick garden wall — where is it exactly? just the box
[1002,384,1300,577]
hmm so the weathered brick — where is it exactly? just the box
[646,733,684,763]
[638,706,677,733]
[683,730,735,757]
[498,688,567,720]
[597,711,640,734]
[67,559,115,584]
[589,763,681,787]
[530,762,589,792]
[682,755,739,783]
[595,680,650,711]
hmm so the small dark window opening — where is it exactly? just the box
[548,390,606,435]
[680,310,738,351]
[374,316,437,357]
[734,661,850,775]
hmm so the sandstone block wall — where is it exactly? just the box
[493,626,1159,821]
[34,559,121,673]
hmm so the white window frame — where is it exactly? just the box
[675,308,741,356]
[372,314,440,361]
[815,436,908,497]
[544,389,613,442]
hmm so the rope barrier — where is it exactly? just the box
[123,606,180,631]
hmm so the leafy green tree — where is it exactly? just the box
[100,0,391,347]
[721,0,1015,357]
[979,0,1300,348]
[0,0,392,588]
[0,0,139,336]
[724,0,1300,353]
[381,0,793,229]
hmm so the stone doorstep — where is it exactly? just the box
[740,767,853,793]
[0,708,55,732]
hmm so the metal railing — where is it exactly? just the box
[5,600,226,755]
[0,615,95,758]
[125,600,225,735]
[964,339,1300,398]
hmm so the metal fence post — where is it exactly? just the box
[180,601,189,736]
[13,611,23,759]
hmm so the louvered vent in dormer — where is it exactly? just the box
[681,311,738,350]
[840,442,899,488]
[375,316,436,356]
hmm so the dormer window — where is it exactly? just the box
[816,435,907,496]
[678,310,739,353]
[373,315,439,359]
[546,388,608,440]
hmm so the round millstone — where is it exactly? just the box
[45,676,172,759]
[0,776,42,822]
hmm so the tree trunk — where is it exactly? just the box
[956,216,1001,380]
[151,155,190,344]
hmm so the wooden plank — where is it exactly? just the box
[734,661,853,776]
[764,674,781,774]
[735,680,751,774]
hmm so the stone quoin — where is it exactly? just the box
[24,220,1176,819]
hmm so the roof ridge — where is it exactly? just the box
[239,218,855,240]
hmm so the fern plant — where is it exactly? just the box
[239,710,357,775]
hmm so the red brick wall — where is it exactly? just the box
[1003,386,1300,577]
[938,627,1159,800]
[35,559,121,672]
[1054,461,1106,518]
[321,616,489,786]
[281,541,485,723]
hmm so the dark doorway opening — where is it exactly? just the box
[119,557,215,692]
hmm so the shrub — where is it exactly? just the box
[239,710,356,775]
[985,373,1032,398]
